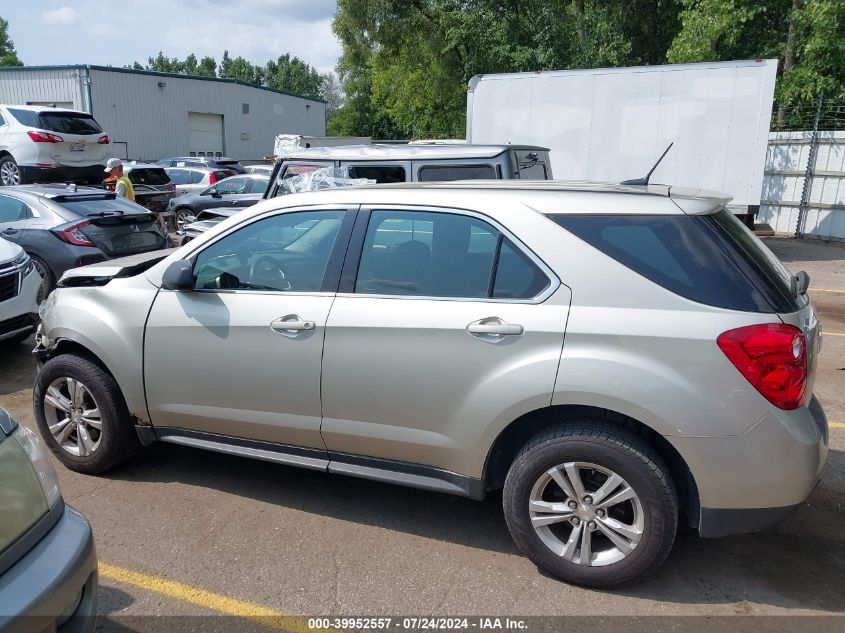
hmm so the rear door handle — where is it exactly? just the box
[467,317,524,337]
[270,315,316,333]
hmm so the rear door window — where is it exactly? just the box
[167,169,189,185]
[355,210,549,300]
[417,164,496,181]
[0,194,29,222]
[552,210,800,313]
[347,165,406,183]
[247,177,270,193]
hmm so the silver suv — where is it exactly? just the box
[31,181,828,587]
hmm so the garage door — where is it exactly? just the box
[187,112,224,157]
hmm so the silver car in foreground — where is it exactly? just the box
[32,181,827,587]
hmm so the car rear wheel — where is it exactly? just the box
[0,155,23,186]
[33,353,141,474]
[174,207,194,227]
[30,255,54,303]
[503,422,677,587]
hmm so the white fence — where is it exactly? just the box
[760,130,845,239]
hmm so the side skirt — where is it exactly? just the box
[148,426,484,500]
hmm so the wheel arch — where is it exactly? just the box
[482,404,700,528]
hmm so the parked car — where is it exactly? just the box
[0,105,110,186]
[0,185,170,301]
[164,166,236,197]
[0,239,40,345]
[120,163,177,227]
[156,156,245,174]
[167,174,270,226]
[32,181,827,588]
[0,408,97,632]
[243,164,274,176]
[264,143,552,198]
[176,207,242,245]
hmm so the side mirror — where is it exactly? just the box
[210,188,222,198]
[162,260,195,291]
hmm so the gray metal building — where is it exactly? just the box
[0,65,326,161]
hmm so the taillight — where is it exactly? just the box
[27,130,64,143]
[717,323,807,410]
[54,221,95,247]
[98,135,110,144]
[209,172,217,185]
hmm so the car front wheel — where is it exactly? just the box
[503,422,677,587]
[33,353,141,474]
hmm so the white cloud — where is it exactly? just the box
[41,7,79,26]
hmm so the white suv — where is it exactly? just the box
[0,237,40,345]
[0,105,110,186]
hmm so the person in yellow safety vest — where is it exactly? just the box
[104,158,135,202]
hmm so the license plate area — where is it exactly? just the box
[69,143,85,152]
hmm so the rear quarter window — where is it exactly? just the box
[552,210,800,313]
[418,164,496,181]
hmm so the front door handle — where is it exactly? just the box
[467,317,524,337]
[1,228,17,236]
[270,315,316,333]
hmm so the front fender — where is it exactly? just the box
[37,277,159,424]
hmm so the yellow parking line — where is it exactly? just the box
[99,562,314,632]
[824,332,845,337]
[810,288,845,294]
[830,422,845,429]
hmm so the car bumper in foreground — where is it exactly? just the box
[0,505,97,633]
[670,395,829,538]
[0,267,41,342]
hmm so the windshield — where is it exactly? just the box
[129,169,171,186]
[9,109,103,135]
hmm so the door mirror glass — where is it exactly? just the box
[162,260,195,291]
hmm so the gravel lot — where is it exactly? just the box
[1,236,842,629]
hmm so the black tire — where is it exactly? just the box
[33,353,141,474]
[503,422,677,587]
[174,207,194,227]
[30,255,55,303]
[0,155,24,186]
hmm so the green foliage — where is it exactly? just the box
[0,16,22,66]
[132,50,330,102]
[667,0,762,63]
[777,0,845,104]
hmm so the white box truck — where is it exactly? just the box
[466,59,778,219]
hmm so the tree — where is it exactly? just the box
[0,16,23,66]
[264,53,323,98]
[320,72,344,119]
[330,1,637,137]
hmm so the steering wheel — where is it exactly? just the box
[249,256,291,290]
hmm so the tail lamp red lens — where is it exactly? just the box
[27,130,64,143]
[54,221,95,247]
[97,135,110,144]
[717,323,807,410]
[209,172,217,185]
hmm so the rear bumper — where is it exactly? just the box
[20,165,105,185]
[0,505,97,633]
[670,395,828,538]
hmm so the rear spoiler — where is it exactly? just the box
[58,249,175,288]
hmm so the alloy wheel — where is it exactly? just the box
[43,377,103,457]
[0,160,20,186]
[528,461,644,567]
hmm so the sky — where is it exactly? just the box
[3,0,342,74]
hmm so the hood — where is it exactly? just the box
[58,249,176,287]
[0,237,24,265]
